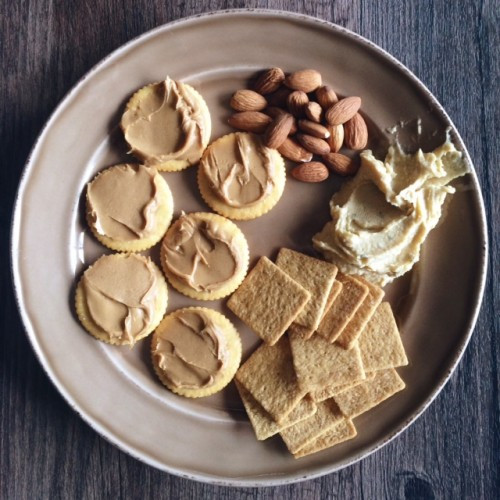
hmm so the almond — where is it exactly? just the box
[291,162,329,182]
[264,113,294,149]
[304,101,323,123]
[285,69,322,93]
[265,107,298,134]
[325,96,362,125]
[230,90,267,111]
[227,112,272,134]
[326,124,344,152]
[316,85,338,109]
[322,152,358,176]
[287,90,309,117]
[252,67,285,95]
[298,120,330,139]
[277,138,313,162]
[266,87,291,107]
[296,133,331,155]
[344,113,368,150]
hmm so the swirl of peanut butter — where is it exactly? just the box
[201,133,275,207]
[162,213,243,291]
[121,77,208,166]
[153,310,224,389]
[81,254,158,345]
[86,164,162,241]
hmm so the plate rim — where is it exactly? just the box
[10,8,489,487]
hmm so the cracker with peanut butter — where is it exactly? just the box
[235,336,307,423]
[289,330,365,392]
[293,418,357,458]
[336,276,385,349]
[358,302,408,372]
[333,368,405,418]
[279,398,344,454]
[227,256,310,345]
[236,381,317,440]
[276,249,337,334]
[317,274,369,343]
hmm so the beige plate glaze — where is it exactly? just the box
[11,10,487,486]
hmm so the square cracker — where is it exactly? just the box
[280,399,344,454]
[288,280,343,340]
[227,256,310,345]
[276,249,338,330]
[294,419,357,458]
[317,274,369,343]
[236,381,317,441]
[336,276,385,349]
[289,330,365,392]
[358,302,408,372]
[334,368,405,418]
[235,337,307,423]
[311,372,376,403]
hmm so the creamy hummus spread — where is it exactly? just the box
[162,213,242,291]
[87,164,162,241]
[313,138,469,285]
[153,310,224,389]
[201,133,276,207]
[121,77,208,166]
[81,254,158,344]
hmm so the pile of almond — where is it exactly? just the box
[228,68,368,183]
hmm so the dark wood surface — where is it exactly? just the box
[1,1,498,498]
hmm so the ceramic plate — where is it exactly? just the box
[11,10,487,486]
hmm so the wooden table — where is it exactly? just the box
[1,1,497,498]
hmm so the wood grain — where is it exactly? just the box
[1,1,498,498]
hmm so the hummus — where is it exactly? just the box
[313,138,469,285]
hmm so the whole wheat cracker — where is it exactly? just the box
[317,274,368,343]
[336,276,384,349]
[311,372,376,403]
[235,336,307,423]
[333,368,405,418]
[227,256,310,345]
[358,302,408,372]
[236,381,317,440]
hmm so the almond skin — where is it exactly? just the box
[277,138,313,162]
[228,112,272,133]
[316,85,338,109]
[298,120,330,139]
[304,101,323,123]
[322,152,359,176]
[326,124,344,152]
[287,90,309,117]
[264,113,294,149]
[265,107,298,134]
[230,89,268,111]
[291,162,329,182]
[252,67,285,95]
[325,96,362,125]
[266,87,292,107]
[344,113,368,150]
[296,133,331,155]
[285,69,322,93]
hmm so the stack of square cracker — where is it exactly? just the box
[228,249,409,458]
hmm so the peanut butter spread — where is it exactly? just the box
[153,310,225,389]
[81,254,158,344]
[313,138,469,285]
[202,133,275,207]
[121,77,207,166]
[162,213,242,291]
[87,164,162,241]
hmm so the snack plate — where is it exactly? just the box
[11,10,487,486]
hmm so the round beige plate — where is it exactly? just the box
[11,10,487,486]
